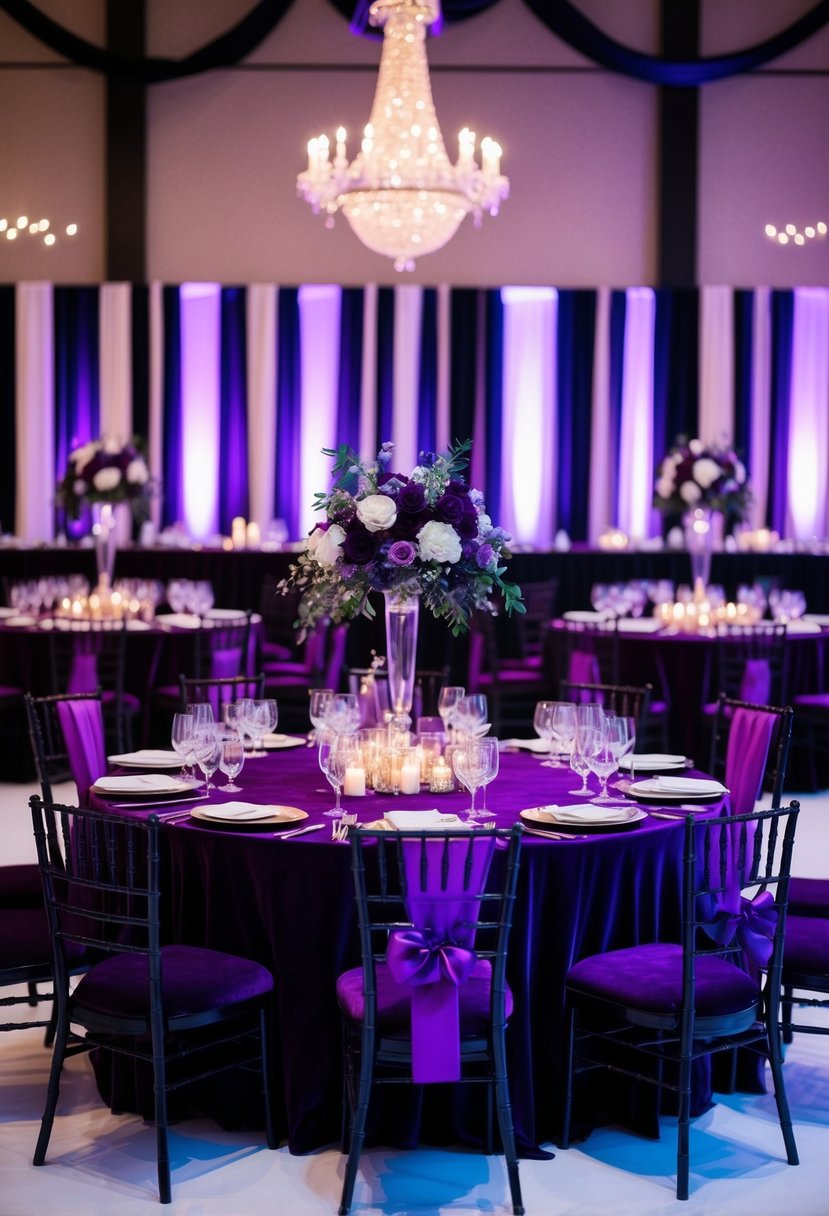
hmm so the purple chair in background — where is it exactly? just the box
[55,696,107,807]
[559,800,801,1201]
[29,798,277,1205]
[336,824,525,1216]
[178,672,266,720]
[708,695,793,813]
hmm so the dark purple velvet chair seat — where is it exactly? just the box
[0,863,44,908]
[567,943,759,1023]
[0,905,83,971]
[782,915,829,983]
[74,944,273,1022]
[788,877,829,917]
[336,958,513,1039]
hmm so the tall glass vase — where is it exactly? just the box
[683,507,722,596]
[383,587,420,735]
[92,503,117,587]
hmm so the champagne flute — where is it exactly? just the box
[218,737,245,792]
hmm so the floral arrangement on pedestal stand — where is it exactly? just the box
[56,437,154,591]
[653,437,752,593]
[280,439,524,735]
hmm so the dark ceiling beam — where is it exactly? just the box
[658,0,700,287]
[106,0,146,281]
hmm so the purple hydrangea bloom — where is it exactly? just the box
[476,542,496,569]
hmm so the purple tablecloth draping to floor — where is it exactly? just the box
[90,745,741,1155]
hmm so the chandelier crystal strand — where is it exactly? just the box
[296,0,508,272]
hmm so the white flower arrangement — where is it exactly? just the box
[653,437,751,521]
[56,437,154,521]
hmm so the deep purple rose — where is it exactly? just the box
[397,481,426,514]
[455,499,480,540]
[342,524,379,565]
[388,540,417,567]
[393,510,429,540]
[435,491,467,526]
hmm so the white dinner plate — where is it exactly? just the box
[626,777,728,803]
[91,774,193,798]
[617,618,663,633]
[159,613,201,630]
[2,614,37,627]
[203,608,248,621]
[126,618,152,631]
[618,753,687,772]
[261,733,305,751]
[803,614,829,628]
[520,805,646,830]
[107,749,182,770]
[561,610,611,624]
[192,803,307,828]
[785,619,822,634]
[0,606,20,619]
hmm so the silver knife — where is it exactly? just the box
[104,795,208,810]
[274,823,326,840]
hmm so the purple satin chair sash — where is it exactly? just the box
[726,707,777,816]
[702,889,778,968]
[56,699,106,807]
[739,658,771,707]
[386,928,478,1083]
[388,837,496,1084]
[568,649,601,687]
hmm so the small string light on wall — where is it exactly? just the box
[0,215,78,247]
[764,219,826,246]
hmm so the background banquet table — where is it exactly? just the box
[89,745,734,1157]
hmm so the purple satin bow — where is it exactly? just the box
[703,889,778,968]
[386,928,478,1084]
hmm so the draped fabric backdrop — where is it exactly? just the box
[4,282,829,546]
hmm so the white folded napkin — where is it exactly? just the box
[539,803,626,824]
[617,618,662,633]
[108,749,179,765]
[159,613,201,629]
[651,776,725,795]
[502,737,550,754]
[385,809,467,830]
[618,753,684,770]
[201,803,283,821]
[94,773,186,792]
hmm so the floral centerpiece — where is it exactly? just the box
[56,436,153,522]
[281,439,524,639]
[653,437,751,524]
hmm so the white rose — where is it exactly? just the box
[305,526,323,555]
[356,493,397,533]
[417,520,462,564]
[315,524,346,565]
[103,437,121,455]
[734,460,746,485]
[477,512,492,537]
[689,439,704,455]
[661,455,678,475]
[692,458,721,490]
[655,477,674,499]
[126,458,149,485]
[679,480,702,504]
[92,466,122,492]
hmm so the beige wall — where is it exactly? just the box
[1,0,827,286]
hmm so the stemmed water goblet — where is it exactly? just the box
[586,714,625,804]
[551,702,577,768]
[308,688,334,745]
[326,693,361,737]
[437,685,465,744]
[533,700,556,762]
[454,694,488,740]
[451,741,483,821]
[171,712,196,784]
[245,698,277,756]
[569,703,602,796]
[218,737,245,792]
[476,736,500,820]
[193,725,222,794]
[318,730,357,818]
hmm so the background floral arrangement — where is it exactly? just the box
[653,436,751,522]
[56,437,153,521]
[281,439,524,637]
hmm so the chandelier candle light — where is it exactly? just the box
[296,0,509,271]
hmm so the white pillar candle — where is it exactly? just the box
[399,760,420,795]
[343,766,366,797]
[246,521,261,548]
[231,516,247,548]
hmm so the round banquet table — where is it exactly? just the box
[90,744,744,1156]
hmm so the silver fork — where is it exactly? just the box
[332,813,357,842]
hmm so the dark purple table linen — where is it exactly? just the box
[90,745,733,1155]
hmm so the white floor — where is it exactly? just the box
[2,779,829,1216]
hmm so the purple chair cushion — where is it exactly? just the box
[0,863,43,908]
[74,944,273,1019]
[782,914,829,977]
[566,943,758,1017]
[0,906,83,970]
[788,877,829,918]
[336,958,512,1037]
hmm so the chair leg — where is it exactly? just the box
[33,1012,69,1166]
[152,1043,172,1203]
[676,1053,692,1201]
[259,1007,277,1150]
[767,1019,800,1166]
[559,1003,576,1149]
[27,981,39,1008]
[339,1030,374,1216]
[492,1026,525,1216]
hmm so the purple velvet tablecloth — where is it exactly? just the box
[91,744,736,1155]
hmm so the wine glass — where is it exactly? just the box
[193,726,222,794]
[454,694,488,739]
[326,693,361,736]
[533,701,556,763]
[476,736,500,820]
[437,685,465,744]
[308,688,334,744]
[451,742,482,820]
[171,712,195,783]
[246,698,277,756]
[551,702,577,768]
[319,730,350,818]
[218,737,245,793]
[587,715,623,805]
[569,704,603,796]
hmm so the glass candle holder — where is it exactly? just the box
[417,732,443,783]
[429,754,455,794]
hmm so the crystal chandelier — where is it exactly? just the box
[297,0,509,272]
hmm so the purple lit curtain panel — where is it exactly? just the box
[7,282,829,546]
